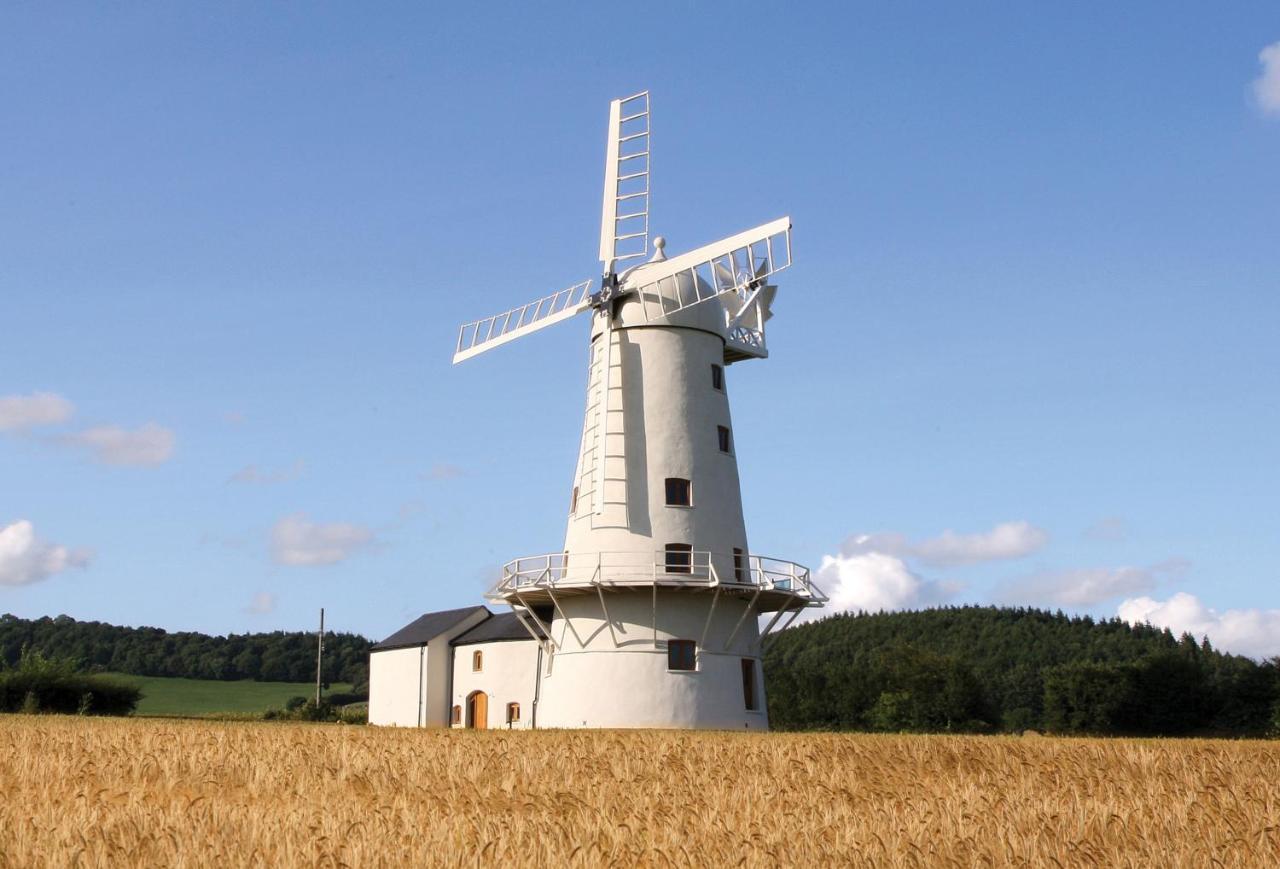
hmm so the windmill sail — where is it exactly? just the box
[627,217,792,321]
[599,91,650,269]
[453,279,594,364]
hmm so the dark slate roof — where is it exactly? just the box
[373,606,488,651]
[452,611,545,645]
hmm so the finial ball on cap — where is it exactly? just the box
[649,236,667,262]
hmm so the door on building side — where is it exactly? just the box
[466,691,488,730]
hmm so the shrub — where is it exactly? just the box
[0,649,141,716]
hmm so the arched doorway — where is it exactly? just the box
[466,690,488,730]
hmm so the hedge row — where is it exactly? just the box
[0,651,141,716]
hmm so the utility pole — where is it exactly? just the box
[315,607,324,706]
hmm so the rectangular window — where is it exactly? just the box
[570,485,579,515]
[711,364,724,391]
[664,543,693,574]
[669,639,697,671]
[472,650,483,672]
[507,702,520,723]
[451,705,461,725]
[664,477,691,507]
[717,425,732,453]
[733,547,745,583]
[742,659,758,710]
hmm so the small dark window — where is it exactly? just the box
[742,659,758,710]
[664,543,693,574]
[669,639,697,671]
[472,650,483,672]
[664,477,691,507]
[570,485,579,514]
[733,547,745,583]
[717,425,732,453]
[507,702,520,723]
[711,364,724,391]
[451,705,461,725]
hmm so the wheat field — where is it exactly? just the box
[0,716,1276,867]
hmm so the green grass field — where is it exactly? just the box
[108,674,354,717]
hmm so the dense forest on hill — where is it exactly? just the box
[764,607,1280,736]
[7,608,1279,735]
[0,614,371,690]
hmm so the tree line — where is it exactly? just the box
[764,606,1280,737]
[0,614,371,692]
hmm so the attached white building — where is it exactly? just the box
[369,607,544,729]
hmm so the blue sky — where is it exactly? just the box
[2,3,1278,655]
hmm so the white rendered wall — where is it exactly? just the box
[537,590,767,730]
[567,308,749,587]
[538,272,774,730]
[368,646,427,727]
[449,640,541,729]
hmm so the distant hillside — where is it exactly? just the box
[0,614,372,690]
[764,606,1280,737]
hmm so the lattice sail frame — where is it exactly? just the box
[624,218,792,323]
[598,91,650,269]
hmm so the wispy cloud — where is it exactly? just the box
[1254,41,1280,116]
[996,558,1189,607]
[271,513,375,567]
[0,392,74,432]
[58,423,176,466]
[0,392,176,467]
[1083,516,1128,543]
[244,592,276,615]
[422,463,464,481]
[1119,592,1280,660]
[0,519,91,586]
[227,460,305,485]
[837,520,1048,568]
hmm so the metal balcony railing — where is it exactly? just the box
[490,550,826,604]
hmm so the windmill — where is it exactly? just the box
[451,92,825,730]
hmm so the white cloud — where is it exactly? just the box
[271,513,375,566]
[0,520,90,586]
[1254,41,1280,116]
[816,552,928,614]
[0,392,74,432]
[228,460,304,485]
[1119,592,1280,660]
[59,423,176,466]
[804,552,961,622]
[839,520,1048,567]
[244,592,276,615]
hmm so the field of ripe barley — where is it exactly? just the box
[0,717,1277,867]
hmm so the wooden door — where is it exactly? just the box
[468,691,488,729]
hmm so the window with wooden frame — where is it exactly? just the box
[451,705,461,725]
[668,639,697,671]
[717,425,732,454]
[664,543,693,574]
[506,702,520,723]
[741,659,759,710]
[472,650,483,672]
[664,477,692,507]
[733,547,746,583]
[711,364,724,391]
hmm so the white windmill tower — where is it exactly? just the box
[453,92,826,729]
